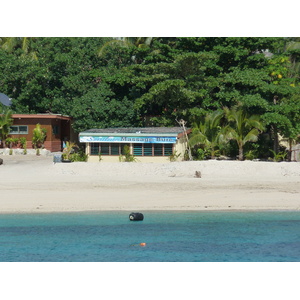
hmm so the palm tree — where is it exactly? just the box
[281,39,300,85]
[116,37,153,48]
[189,110,225,159]
[0,109,13,147]
[98,37,153,56]
[0,37,37,59]
[224,106,265,161]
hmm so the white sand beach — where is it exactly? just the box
[0,155,300,213]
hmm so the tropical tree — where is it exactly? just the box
[263,49,300,154]
[32,123,47,149]
[0,37,37,59]
[224,106,265,161]
[71,85,137,132]
[98,37,153,55]
[263,94,300,161]
[284,38,300,81]
[189,110,225,159]
[2,36,299,143]
[133,51,221,126]
[97,37,155,67]
[0,108,13,147]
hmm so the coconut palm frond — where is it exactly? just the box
[247,115,265,132]
[210,109,224,127]
[285,41,300,52]
[189,111,225,158]
[22,37,30,53]
[1,37,37,59]
[0,109,13,140]
[144,37,153,46]
[97,39,126,57]
[242,128,259,145]
[225,126,239,141]
[223,106,265,160]
[136,37,153,48]
[98,37,154,57]
[1,37,17,52]
[189,131,209,147]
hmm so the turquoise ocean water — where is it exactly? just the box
[0,211,299,262]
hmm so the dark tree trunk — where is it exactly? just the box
[272,125,279,154]
[288,138,292,162]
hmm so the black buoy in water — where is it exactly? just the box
[129,212,144,221]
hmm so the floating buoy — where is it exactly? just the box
[129,212,144,221]
[131,242,147,247]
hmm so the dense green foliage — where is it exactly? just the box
[32,123,47,149]
[1,37,300,159]
[224,106,265,160]
[189,110,225,159]
[0,108,13,146]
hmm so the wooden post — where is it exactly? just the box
[177,119,192,161]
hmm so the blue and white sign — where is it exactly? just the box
[80,136,177,144]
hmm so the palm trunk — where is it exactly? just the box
[238,144,243,161]
[211,147,215,159]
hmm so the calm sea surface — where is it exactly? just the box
[0,211,299,262]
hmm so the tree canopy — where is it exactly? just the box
[1,37,300,159]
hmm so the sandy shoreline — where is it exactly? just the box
[0,155,300,213]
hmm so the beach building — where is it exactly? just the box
[5,114,74,152]
[291,144,300,162]
[79,127,190,162]
[278,134,300,162]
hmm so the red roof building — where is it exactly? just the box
[6,114,73,152]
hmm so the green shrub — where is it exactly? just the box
[5,137,13,148]
[245,150,258,160]
[269,150,287,162]
[62,141,77,160]
[70,151,88,162]
[169,150,181,162]
[32,124,47,149]
[119,145,137,162]
[20,137,27,155]
[196,148,210,160]
[19,137,27,149]
[12,138,19,147]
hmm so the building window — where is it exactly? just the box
[101,143,109,155]
[91,143,174,157]
[90,143,129,156]
[111,144,120,155]
[133,143,143,156]
[133,143,173,156]
[10,125,28,134]
[53,125,59,135]
[144,144,153,156]
[164,144,173,156]
[91,143,100,155]
[154,144,163,156]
